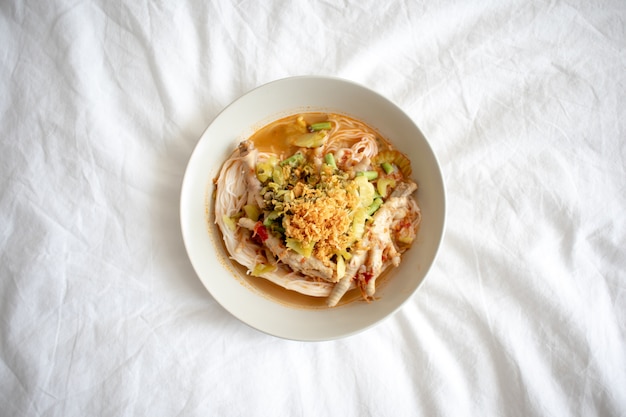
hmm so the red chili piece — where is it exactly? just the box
[253,222,269,242]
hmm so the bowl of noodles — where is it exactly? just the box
[180,76,445,341]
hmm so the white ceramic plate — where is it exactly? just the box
[180,76,446,341]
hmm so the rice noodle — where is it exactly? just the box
[324,115,378,170]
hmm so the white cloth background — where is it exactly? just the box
[1,1,625,416]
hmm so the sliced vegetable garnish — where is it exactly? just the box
[272,166,285,185]
[381,162,394,174]
[256,162,273,183]
[293,131,327,148]
[367,197,383,215]
[286,238,315,258]
[222,215,237,231]
[280,152,304,167]
[356,170,378,181]
[243,204,261,221]
[397,222,416,244]
[251,263,277,277]
[372,150,412,177]
[310,121,332,131]
[354,175,375,207]
[263,210,281,226]
[350,207,367,240]
[376,178,396,198]
[324,153,337,170]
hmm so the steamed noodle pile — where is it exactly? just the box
[214,113,421,306]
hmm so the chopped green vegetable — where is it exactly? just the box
[293,131,327,148]
[286,238,315,258]
[367,197,383,215]
[272,166,285,185]
[354,175,375,207]
[376,178,396,198]
[350,207,367,240]
[243,204,261,221]
[263,211,281,226]
[222,215,237,231]
[372,150,412,177]
[310,121,332,131]
[280,152,304,167]
[266,182,280,192]
[269,224,285,234]
[397,233,415,245]
[356,170,378,181]
[324,153,337,170]
[251,263,277,276]
[255,156,278,183]
[256,162,273,183]
[397,226,416,245]
[381,162,394,175]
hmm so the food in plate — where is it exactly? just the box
[213,113,421,307]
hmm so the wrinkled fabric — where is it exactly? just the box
[1,1,625,416]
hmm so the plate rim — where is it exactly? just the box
[180,75,447,341]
